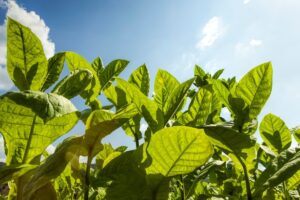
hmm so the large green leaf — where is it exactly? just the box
[291,126,300,144]
[163,78,194,125]
[259,113,291,154]
[23,136,87,200]
[0,91,80,164]
[146,126,214,177]
[117,79,164,132]
[85,104,139,148]
[41,52,66,91]
[177,86,213,126]
[235,62,273,120]
[254,148,300,197]
[154,69,180,110]
[99,59,129,90]
[7,17,48,91]
[52,69,93,99]
[128,64,150,96]
[95,150,152,200]
[65,52,101,107]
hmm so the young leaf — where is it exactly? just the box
[0,91,80,164]
[177,86,213,126]
[154,69,180,110]
[146,126,214,177]
[7,17,48,91]
[65,51,101,106]
[259,113,291,154]
[128,64,150,96]
[117,79,164,132]
[211,79,233,113]
[52,69,93,99]
[99,59,129,90]
[291,126,300,144]
[163,78,194,125]
[41,52,66,91]
[212,69,224,79]
[235,62,273,120]
[91,57,104,78]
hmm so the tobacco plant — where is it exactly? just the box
[1,18,300,200]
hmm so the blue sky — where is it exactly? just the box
[1,0,300,161]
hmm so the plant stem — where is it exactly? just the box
[237,156,252,200]
[134,133,139,148]
[84,152,93,200]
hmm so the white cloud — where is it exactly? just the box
[0,0,55,91]
[243,0,251,4]
[250,39,262,46]
[140,123,148,133]
[196,17,225,49]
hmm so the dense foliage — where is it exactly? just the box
[1,18,300,200]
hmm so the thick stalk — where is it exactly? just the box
[84,152,93,200]
[237,156,252,200]
[134,133,139,148]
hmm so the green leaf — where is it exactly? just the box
[177,86,213,126]
[95,150,151,200]
[91,57,103,78]
[212,69,224,79]
[0,164,37,185]
[41,52,65,91]
[203,124,256,160]
[163,78,194,125]
[65,51,101,106]
[146,126,214,177]
[85,104,139,148]
[52,69,93,99]
[259,113,291,154]
[291,126,300,144]
[99,59,129,90]
[128,64,150,96]
[235,62,273,120]
[7,17,48,91]
[0,91,80,164]
[211,80,233,113]
[117,79,164,132]
[194,65,206,78]
[287,170,300,190]
[23,136,87,199]
[254,148,300,196]
[154,69,180,110]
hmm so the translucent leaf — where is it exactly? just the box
[7,17,47,91]
[0,164,37,185]
[41,52,65,91]
[259,113,291,154]
[128,64,150,96]
[154,69,180,111]
[0,91,79,164]
[235,62,273,119]
[163,78,194,125]
[146,126,214,176]
[99,59,129,90]
[177,86,213,126]
[117,79,164,132]
[52,69,93,99]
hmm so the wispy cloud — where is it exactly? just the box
[250,39,262,46]
[0,0,55,90]
[46,144,56,154]
[196,17,225,50]
[243,0,251,5]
